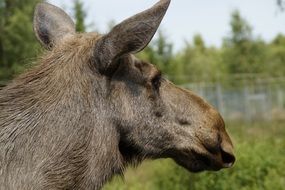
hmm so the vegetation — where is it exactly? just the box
[138,10,285,84]
[0,0,42,82]
[103,122,285,190]
[73,0,86,32]
[0,0,87,82]
[1,1,285,85]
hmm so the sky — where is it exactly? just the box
[48,0,285,51]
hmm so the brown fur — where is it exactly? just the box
[0,1,235,189]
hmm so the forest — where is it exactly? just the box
[1,0,285,85]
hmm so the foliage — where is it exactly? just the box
[103,122,285,190]
[0,0,89,82]
[175,34,225,83]
[266,34,285,76]
[139,10,285,84]
[0,0,42,82]
[138,30,176,81]
[222,10,267,75]
[1,3,285,84]
[73,0,86,32]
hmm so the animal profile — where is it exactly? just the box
[0,0,235,189]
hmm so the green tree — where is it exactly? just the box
[222,10,267,75]
[0,1,5,67]
[0,0,42,82]
[177,34,223,83]
[266,34,285,76]
[73,0,86,32]
[139,30,175,80]
[193,34,206,52]
[154,31,173,73]
[228,10,252,44]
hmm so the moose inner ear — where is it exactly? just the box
[95,0,171,73]
[33,3,75,50]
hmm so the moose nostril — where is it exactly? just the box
[221,149,235,168]
[177,118,191,126]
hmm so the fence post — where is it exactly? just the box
[243,85,251,122]
[277,89,284,109]
[216,83,225,117]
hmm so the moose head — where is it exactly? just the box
[33,0,235,175]
[0,0,235,189]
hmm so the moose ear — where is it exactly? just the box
[95,0,171,73]
[33,3,75,50]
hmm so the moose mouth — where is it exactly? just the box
[171,148,235,172]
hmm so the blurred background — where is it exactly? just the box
[0,0,284,189]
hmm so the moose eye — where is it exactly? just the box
[151,74,162,90]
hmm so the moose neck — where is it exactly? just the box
[0,56,124,189]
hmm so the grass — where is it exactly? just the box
[103,121,285,190]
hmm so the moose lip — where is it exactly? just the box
[193,152,224,171]
[172,150,225,172]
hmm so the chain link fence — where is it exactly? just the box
[1,77,285,122]
[182,77,285,122]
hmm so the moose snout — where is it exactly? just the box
[203,139,235,170]
[205,135,235,169]
[209,111,235,168]
[220,143,235,168]
[219,124,235,168]
[200,122,235,169]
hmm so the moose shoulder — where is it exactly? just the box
[0,0,235,189]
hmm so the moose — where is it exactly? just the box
[0,0,235,189]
